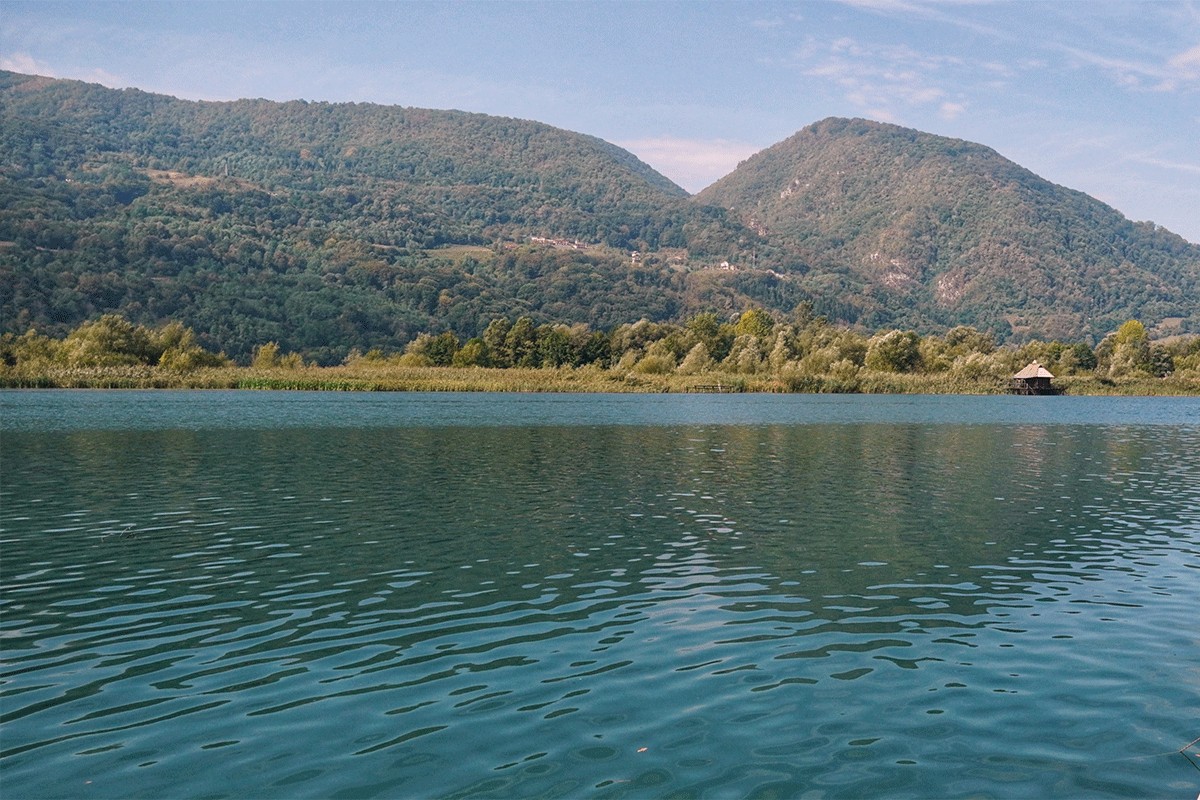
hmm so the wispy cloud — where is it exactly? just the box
[1168,42,1200,79]
[749,16,787,31]
[797,36,968,121]
[0,53,49,75]
[830,0,1200,99]
[2,52,128,92]
[835,0,931,13]
[1056,40,1200,92]
[832,0,1005,38]
[939,101,967,120]
[617,137,762,193]
[1125,152,1200,176]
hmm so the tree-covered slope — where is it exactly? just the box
[0,69,709,247]
[4,74,1198,359]
[697,117,1200,341]
[0,71,767,360]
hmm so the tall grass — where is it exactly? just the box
[2,363,1196,395]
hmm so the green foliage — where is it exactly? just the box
[506,317,539,368]
[0,70,775,363]
[571,332,603,367]
[1168,337,1200,377]
[734,308,774,339]
[252,342,282,369]
[686,312,721,342]
[3,71,1198,363]
[1096,319,1154,377]
[723,334,768,374]
[1065,342,1098,373]
[1012,340,1097,377]
[865,330,922,373]
[6,313,1196,395]
[677,342,714,375]
[61,315,156,367]
[452,338,488,367]
[482,318,513,367]
[536,325,574,368]
[1,314,226,374]
[944,326,995,356]
[0,329,60,369]
[402,332,461,366]
[632,352,676,375]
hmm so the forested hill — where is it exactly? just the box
[0,70,767,361]
[0,69,731,248]
[698,117,1200,342]
[2,72,1198,362]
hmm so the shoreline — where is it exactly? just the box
[3,365,1197,396]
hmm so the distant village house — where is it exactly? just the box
[529,236,590,251]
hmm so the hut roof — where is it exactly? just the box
[1014,361,1054,379]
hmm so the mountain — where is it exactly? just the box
[697,117,1200,341]
[0,71,770,361]
[2,73,1198,361]
[0,70,771,253]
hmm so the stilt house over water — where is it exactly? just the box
[1012,361,1055,395]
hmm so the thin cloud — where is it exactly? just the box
[1057,45,1161,84]
[1126,153,1200,176]
[1,52,130,92]
[1056,40,1200,92]
[798,37,965,119]
[836,0,928,12]
[832,0,1006,39]
[1168,42,1200,77]
[0,53,50,75]
[830,0,1199,102]
[865,107,901,124]
[939,101,967,120]
[750,16,787,30]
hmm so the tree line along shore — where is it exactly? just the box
[2,310,1198,395]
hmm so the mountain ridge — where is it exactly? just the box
[2,71,1198,359]
[698,117,1200,340]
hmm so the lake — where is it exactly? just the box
[2,391,1198,798]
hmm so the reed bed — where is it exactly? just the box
[3,364,1196,395]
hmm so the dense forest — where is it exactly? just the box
[3,71,1198,364]
[0,71,783,362]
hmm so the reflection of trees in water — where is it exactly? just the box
[8,422,1196,652]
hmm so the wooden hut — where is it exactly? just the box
[1012,361,1055,395]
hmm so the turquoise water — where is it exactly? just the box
[2,391,1199,798]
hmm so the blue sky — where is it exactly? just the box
[4,0,1198,242]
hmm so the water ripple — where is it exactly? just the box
[3,397,1199,797]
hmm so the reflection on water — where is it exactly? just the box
[2,393,1199,798]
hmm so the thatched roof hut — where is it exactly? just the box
[1012,361,1055,394]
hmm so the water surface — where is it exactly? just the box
[3,391,1198,798]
